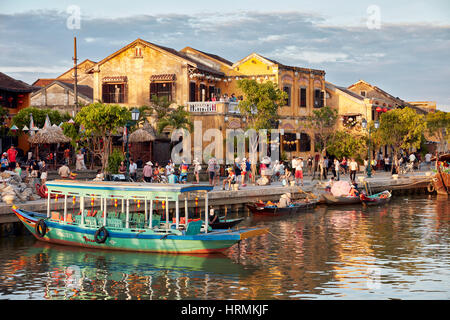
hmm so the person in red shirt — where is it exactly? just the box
[6,145,17,170]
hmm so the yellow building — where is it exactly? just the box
[86,39,328,162]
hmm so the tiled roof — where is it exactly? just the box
[33,78,74,87]
[0,72,38,93]
[150,74,176,81]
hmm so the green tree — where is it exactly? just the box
[327,129,367,162]
[305,106,338,156]
[237,79,287,183]
[63,102,131,172]
[425,110,450,153]
[157,105,193,134]
[11,107,71,133]
[373,107,426,170]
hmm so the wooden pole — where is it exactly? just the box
[73,37,78,112]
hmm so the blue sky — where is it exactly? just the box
[1,0,449,110]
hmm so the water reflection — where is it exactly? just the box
[0,195,448,300]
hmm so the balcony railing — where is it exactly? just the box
[186,101,241,114]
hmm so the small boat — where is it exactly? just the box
[13,180,268,254]
[431,153,450,196]
[209,217,244,229]
[360,190,392,206]
[321,193,361,205]
[247,200,317,216]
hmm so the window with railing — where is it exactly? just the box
[300,88,307,108]
[102,83,126,103]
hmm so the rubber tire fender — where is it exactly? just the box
[427,182,435,193]
[94,226,109,244]
[35,219,47,238]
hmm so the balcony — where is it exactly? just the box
[186,101,241,114]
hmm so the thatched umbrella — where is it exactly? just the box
[127,122,156,163]
[129,128,156,143]
[28,126,71,167]
[28,126,71,144]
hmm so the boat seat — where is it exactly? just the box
[84,216,98,228]
[185,220,203,236]
[51,211,60,220]
[151,215,161,228]
[106,218,123,229]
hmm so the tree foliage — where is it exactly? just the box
[62,102,131,171]
[425,110,450,153]
[11,107,71,134]
[237,79,287,131]
[156,105,193,134]
[373,107,425,157]
[327,129,367,162]
[305,106,338,155]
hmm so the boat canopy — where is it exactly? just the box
[45,180,213,201]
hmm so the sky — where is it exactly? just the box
[1,0,449,111]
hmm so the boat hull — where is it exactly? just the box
[210,217,244,229]
[321,193,361,205]
[247,201,317,216]
[13,208,266,254]
[360,190,392,206]
[432,172,450,196]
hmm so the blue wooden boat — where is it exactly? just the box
[12,180,267,254]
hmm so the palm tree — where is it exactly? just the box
[157,105,193,134]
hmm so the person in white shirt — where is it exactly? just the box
[409,153,416,163]
[349,158,358,182]
[333,158,340,181]
[129,159,137,181]
[425,153,432,169]
[295,157,304,186]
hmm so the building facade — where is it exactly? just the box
[86,39,327,163]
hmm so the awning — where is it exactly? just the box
[102,76,128,82]
[150,74,176,81]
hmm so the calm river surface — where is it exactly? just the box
[0,195,449,300]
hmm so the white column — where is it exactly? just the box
[175,199,179,229]
[64,195,68,222]
[204,192,208,233]
[125,199,130,229]
[149,199,153,228]
[80,196,85,226]
[103,198,107,226]
[165,197,169,226]
[121,199,124,213]
[144,199,148,222]
[184,197,188,226]
[47,192,51,218]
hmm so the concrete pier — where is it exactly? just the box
[0,170,436,236]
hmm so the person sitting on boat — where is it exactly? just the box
[208,208,219,224]
[349,184,359,197]
[325,177,335,192]
[278,193,291,208]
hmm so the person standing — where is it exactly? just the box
[1,153,9,171]
[14,162,22,177]
[6,145,17,171]
[192,158,201,184]
[240,158,247,187]
[295,157,304,186]
[129,159,137,181]
[384,155,390,172]
[40,161,48,184]
[333,158,340,181]
[143,161,153,182]
[64,147,71,165]
[75,150,86,171]
[208,157,217,186]
[349,158,358,183]
[425,152,432,170]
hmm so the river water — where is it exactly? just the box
[0,195,448,300]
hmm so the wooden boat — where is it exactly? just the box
[12,180,268,254]
[431,153,450,196]
[246,200,317,216]
[209,217,244,229]
[360,190,392,206]
[321,193,361,205]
